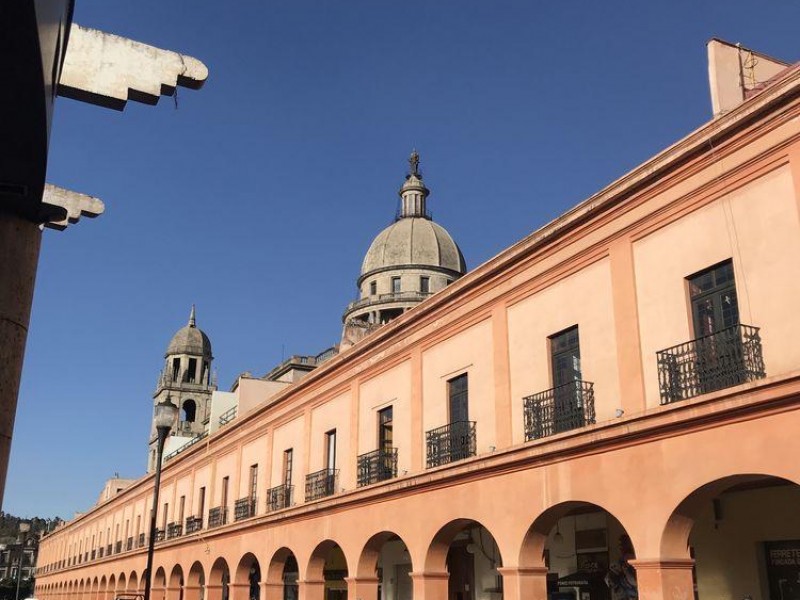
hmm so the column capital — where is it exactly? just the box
[343,577,380,584]
[629,558,695,570]
[496,566,549,577]
[409,571,449,581]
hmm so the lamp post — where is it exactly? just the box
[143,397,178,600]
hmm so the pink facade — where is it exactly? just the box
[35,51,800,600]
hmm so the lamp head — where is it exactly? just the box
[154,397,179,435]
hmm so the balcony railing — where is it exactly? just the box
[126,537,133,551]
[426,421,476,468]
[97,548,103,558]
[208,506,227,528]
[106,543,112,555]
[234,497,257,521]
[524,380,596,441]
[185,515,203,534]
[357,448,398,487]
[218,406,237,427]
[305,468,338,502]
[266,484,294,512]
[114,541,122,554]
[166,522,183,539]
[344,291,433,315]
[657,324,766,404]
[154,529,165,543]
[90,550,96,561]
[137,533,145,548]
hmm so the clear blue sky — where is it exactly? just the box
[7,1,799,519]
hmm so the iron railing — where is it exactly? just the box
[126,537,133,551]
[153,529,165,543]
[426,421,476,468]
[218,406,238,427]
[266,484,293,512]
[137,533,145,548]
[97,547,103,558]
[185,515,203,534]
[106,543,112,555]
[657,324,765,404]
[90,550,96,561]
[524,380,596,441]
[114,541,122,554]
[166,522,183,539]
[208,506,227,528]
[305,468,338,501]
[345,291,433,315]
[234,497,257,521]
[357,448,398,487]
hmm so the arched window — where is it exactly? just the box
[182,400,197,423]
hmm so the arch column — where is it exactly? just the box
[165,586,183,600]
[261,582,283,600]
[205,584,224,600]
[182,584,202,600]
[345,576,378,600]
[152,586,167,600]
[629,559,695,600]
[297,579,325,600]
[410,572,448,600]
[228,583,250,600]
[497,567,548,600]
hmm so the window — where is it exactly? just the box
[187,358,198,383]
[249,464,258,500]
[182,399,197,423]
[197,486,206,517]
[448,374,469,423]
[550,326,581,386]
[420,276,430,294]
[369,281,377,296]
[325,430,337,471]
[172,357,180,381]
[282,449,293,488]
[391,277,401,294]
[378,406,393,452]
[688,260,739,337]
[162,503,169,530]
[178,496,186,523]
[221,477,229,508]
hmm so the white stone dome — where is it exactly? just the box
[360,217,466,279]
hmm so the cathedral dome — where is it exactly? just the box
[360,217,466,280]
[165,306,213,358]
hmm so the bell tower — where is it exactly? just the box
[147,306,216,472]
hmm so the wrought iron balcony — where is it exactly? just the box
[208,506,227,528]
[137,533,145,548]
[106,543,112,555]
[357,448,398,487]
[166,522,183,539]
[114,541,122,554]
[305,468,338,501]
[90,550,96,561]
[97,548,103,558]
[266,484,293,512]
[126,537,133,551]
[185,515,203,534]
[657,324,766,404]
[234,497,257,521]
[426,421,476,468]
[524,380,596,441]
[154,529,165,543]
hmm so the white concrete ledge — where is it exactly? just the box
[42,184,104,230]
[58,24,209,110]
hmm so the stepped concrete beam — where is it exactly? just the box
[58,24,209,110]
[42,184,104,231]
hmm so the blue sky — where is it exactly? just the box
[7,1,799,519]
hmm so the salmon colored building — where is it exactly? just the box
[35,40,800,600]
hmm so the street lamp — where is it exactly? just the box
[143,397,178,600]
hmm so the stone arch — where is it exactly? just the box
[209,557,230,587]
[187,561,205,588]
[306,540,348,582]
[169,564,184,589]
[661,472,799,557]
[154,567,167,588]
[182,399,197,423]
[108,574,116,600]
[118,572,126,590]
[519,500,637,569]
[423,518,504,573]
[266,547,296,584]
[92,577,99,600]
[357,531,412,578]
[235,553,261,600]
[128,571,139,592]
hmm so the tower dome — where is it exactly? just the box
[342,151,467,345]
[165,305,213,358]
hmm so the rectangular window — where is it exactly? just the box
[198,486,206,517]
[249,464,258,500]
[448,374,469,423]
[134,516,140,539]
[325,430,337,471]
[378,406,393,452]
[688,259,739,337]
[283,449,294,487]
[420,276,430,294]
[550,326,581,387]
[178,496,186,523]
[391,277,401,294]
[369,281,377,295]
[162,503,169,530]
[221,477,229,507]
[172,357,180,381]
[187,357,198,383]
